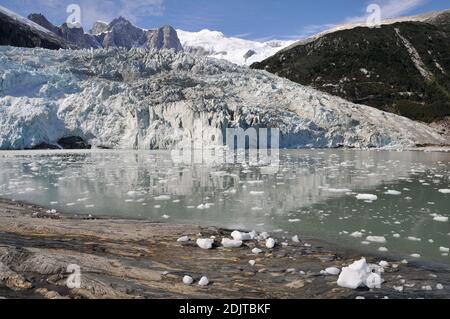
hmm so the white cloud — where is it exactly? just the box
[293,0,426,40]
[19,0,165,28]
[345,0,426,23]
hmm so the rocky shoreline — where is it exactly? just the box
[0,198,449,299]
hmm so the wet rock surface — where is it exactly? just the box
[0,198,449,299]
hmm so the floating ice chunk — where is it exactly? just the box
[249,260,256,266]
[366,236,387,244]
[221,238,243,248]
[350,231,363,238]
[379,261,389,268]
[252,248,263,255]
[154,195,171,201]
[249,191,265,196]
[177,236,190,242]
[292,235,300,243]
[259,232,270,240]
[325,267,341,276]
[198,276,209,286]
[289,219,301,223]
[378,247,389,252]
[393,233,401,238]
[436,284,444,290]
[183,276,194,285]
[407,236,421,242]
[432,214,448,222]
[197,203,212,210]
[231,231,252,241]
[266,238,276,249]
[324,188,352,193]
[337,258,371,289]
[161,214,170,219]
[410,253,421,258]
[438,189,450,194]
[197,238,214,250]
[440,247,450,253]
[126,191,139,197]
[356,194,378,201]
[422,285,432,291]
[385,190,402,195]
[394,286,404,293]
[365,273,382,289]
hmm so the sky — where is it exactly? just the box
[0,0,448,40]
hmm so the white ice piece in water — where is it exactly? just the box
[356,194,378,201]
[221,238,243,248]
[292,235,300,243]
[197,238,214,250]
[249,260,256,266]
[350,231,363,238]
[259,232,270,240]
[252,248,263,254]
[337,258,377,289]
[432,214,448,222]
[177,236,190,242]
[379,261,389,268]
[183,276,194,285]
[198,276,209,286]
[385,190,401,195]
[266,238,276,249]
[366,236,387,244]
[440,247,450,253]
[365,273,383,289]
[154,195,171,201]
[231,230,257,241]
[325,267,341,276]
[438,189,450,194]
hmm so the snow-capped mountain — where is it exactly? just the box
[28,14,182,51]
[177,29,294,65]
[0,46,446,150]
[0,5,74,50]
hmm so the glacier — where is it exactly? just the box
[0,46,447,150]
[177,29,294,66]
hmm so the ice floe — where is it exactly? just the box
[356,194,378,201]
[183,276,194,285]
[221,238,243,248]
[196,238,214,250]
[198,276,209,286]
[265,238,276,249]
[337,258,381,289]
[366,236,387,244]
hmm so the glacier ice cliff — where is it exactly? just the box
[0,46,447,150]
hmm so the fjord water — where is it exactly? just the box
[0,150,449,265]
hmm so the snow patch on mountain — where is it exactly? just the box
[177,29,294,65]
[0,46,446,150]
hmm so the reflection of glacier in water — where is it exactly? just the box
[0,149,449,265]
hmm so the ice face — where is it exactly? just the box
[0,46,447,150]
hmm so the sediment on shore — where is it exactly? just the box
[0,198,449,299]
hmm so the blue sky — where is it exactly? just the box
[1,0,448,40]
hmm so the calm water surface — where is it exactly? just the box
[0,149,449,265]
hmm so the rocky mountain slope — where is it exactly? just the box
[177,29,294,66]
[0,5,74,50]
[252,10,450,123]
[28,14,182,51]
[0,46,446,150]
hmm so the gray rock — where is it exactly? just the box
[0,8,73,50]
